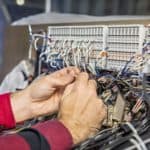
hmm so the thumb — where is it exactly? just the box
[47,74,75,88]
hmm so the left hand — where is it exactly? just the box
[10,67,80,123]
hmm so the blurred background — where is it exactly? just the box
[1,0,150,23]
[0,0,150,81]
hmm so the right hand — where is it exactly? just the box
[11,67,80,123]
[58,72,107,144]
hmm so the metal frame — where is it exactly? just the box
[47,24,146,70]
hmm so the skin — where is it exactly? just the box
[10,68,106,145]
[58,72,107,144]
[10,67,80,123]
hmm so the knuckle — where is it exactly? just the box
[80,72,89,78]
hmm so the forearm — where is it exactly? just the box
[10,91,33,123]
[0,92,32,129]
[0,133,30,150]
[0,120,73,150]
[32,120,73,150]
[0,93,73,150]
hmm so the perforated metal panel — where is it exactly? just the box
[47,24,146,70]
[107,25,145,70]
[48,25,106,49]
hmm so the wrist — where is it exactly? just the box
[10,90,33,123]
[59,118,88,144]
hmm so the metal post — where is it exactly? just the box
[45,0,51,13]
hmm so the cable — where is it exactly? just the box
[130,138,142,150]
[126,122,148,150]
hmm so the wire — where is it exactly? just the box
[126,122,148,150]
[130,138,142,150]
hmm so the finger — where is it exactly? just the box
[51,67,80,78]
[68,68,80,77]
[37,93,60,116]
[61,83,75,100]
[46,67,80,87]
[47,74,76,88]
[88,80,97,97]
[74,72,89,88]
[66,67,80,77]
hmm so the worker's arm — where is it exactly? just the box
[0,120,73,150]
[0,93,16,129]
[0,71,106,150]
[0,67,79,128]
[0,93,73,150]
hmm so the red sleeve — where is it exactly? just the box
[0,93,16,129]
[0,120,73,150]
[33,120,73,150]
[0,93,73,150]
[0,134,30,150]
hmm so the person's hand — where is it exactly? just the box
[10,67,80,123]
[58,72,107,144]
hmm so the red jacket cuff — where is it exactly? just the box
[33,120,73,150]
[0,93,16,129]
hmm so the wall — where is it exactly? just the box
[0,25,48,82]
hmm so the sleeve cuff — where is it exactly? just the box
[33,120,73,150]
[0,93,16,129]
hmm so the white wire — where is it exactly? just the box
[126,122,148,150]
[28,25,33,59]
[128,139,150,150]
[28,43,33,59]
[130,138,142,150]
[77,48,81,68]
